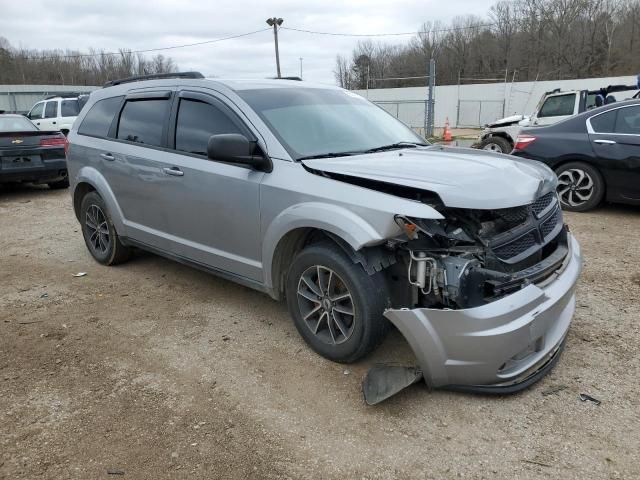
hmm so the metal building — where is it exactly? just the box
[0,84,98,114]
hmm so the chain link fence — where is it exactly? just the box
[372,100,429,137]
[456,100,505,128]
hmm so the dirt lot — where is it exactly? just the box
[1,185,639,480]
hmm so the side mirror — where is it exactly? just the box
[207,134,271,172]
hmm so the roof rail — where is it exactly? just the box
[103,71,204,88]
[44,93,83,100]
[270,76,302,81]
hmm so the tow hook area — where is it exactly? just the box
[362,365,423,405]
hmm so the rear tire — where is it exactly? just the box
[48,178,69,189]
[80,191,131,265]
[285,242,390,363]
[555,162,604,212]
[479,136,512,154]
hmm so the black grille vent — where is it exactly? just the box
[497,206,529,224]
[540,208,561,238]
[494,232,536,260]
[531,192,555,217]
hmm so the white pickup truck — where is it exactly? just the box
[477,78,640,153]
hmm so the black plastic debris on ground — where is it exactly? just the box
[579,393,601,405]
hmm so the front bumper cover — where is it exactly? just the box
[383,233,582,391]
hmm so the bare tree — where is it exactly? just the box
[0,38,179,85]
[334,0,640,88]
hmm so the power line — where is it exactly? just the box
[14,28,271,60]
[281,23,497,37]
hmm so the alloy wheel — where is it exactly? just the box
[482,143,503,153]
[85,204,111,254]
[296,265,356,345]
[557,168,594,207]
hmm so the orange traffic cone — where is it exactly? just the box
[443,117,453,142]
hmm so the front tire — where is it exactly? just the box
[555,162,604,212]
[80,192,131,265]
[285,242,390,363]
[479,136,512,153]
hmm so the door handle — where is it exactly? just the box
[594,139,616,145]
[162,167,184,177]
[100,153,115,161]
[52,121,57,125]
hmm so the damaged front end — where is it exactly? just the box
[364,191,582,404]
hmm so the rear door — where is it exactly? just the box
[41,100,59,131]
[99,90,176,249]
[157,89,264,280]
[60,99,80,132]
[588,105,640,201]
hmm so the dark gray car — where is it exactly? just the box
[66,73,582,403]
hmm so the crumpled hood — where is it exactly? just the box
[302,145,556,209]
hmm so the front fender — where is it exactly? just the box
[262,202,394,291]
[73,166,126,234]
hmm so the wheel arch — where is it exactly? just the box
[72,167,126,234]
[263,203,393,300]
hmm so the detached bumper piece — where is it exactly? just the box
[364,233,582,404]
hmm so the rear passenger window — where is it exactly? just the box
[78,96,123,137]
[117,99,169,147]
[44,101,57,118]
[615,106,640,135]
[61,100,80,117]
[590,110,616,133]
[175,99,242,155]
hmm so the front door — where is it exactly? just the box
[588,104,640,201]
[27,101,44,128]
[533,93,577,126]
[158,90,264,281]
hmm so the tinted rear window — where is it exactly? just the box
[0,116,38,132]
[44,101,57,118]
[78,96,123,137]
[61,100,80,117]
[590,110,616,133]
[615,106,640,135]
[117,99,168,147]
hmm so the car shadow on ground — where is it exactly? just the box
[0,182,59,199]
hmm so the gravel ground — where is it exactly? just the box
[1,185,639,479]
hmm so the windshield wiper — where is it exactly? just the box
[297,151,361,161]
[364,141,427,153]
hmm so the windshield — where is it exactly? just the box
[0,116,38,132]
[237,87,427,160]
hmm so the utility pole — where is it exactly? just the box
[266,17,283,78]
[426,58,436,138]
[299,57,303,80]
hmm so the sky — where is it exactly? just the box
[0,0,495,85]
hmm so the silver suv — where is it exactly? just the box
[67,72,582,403]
